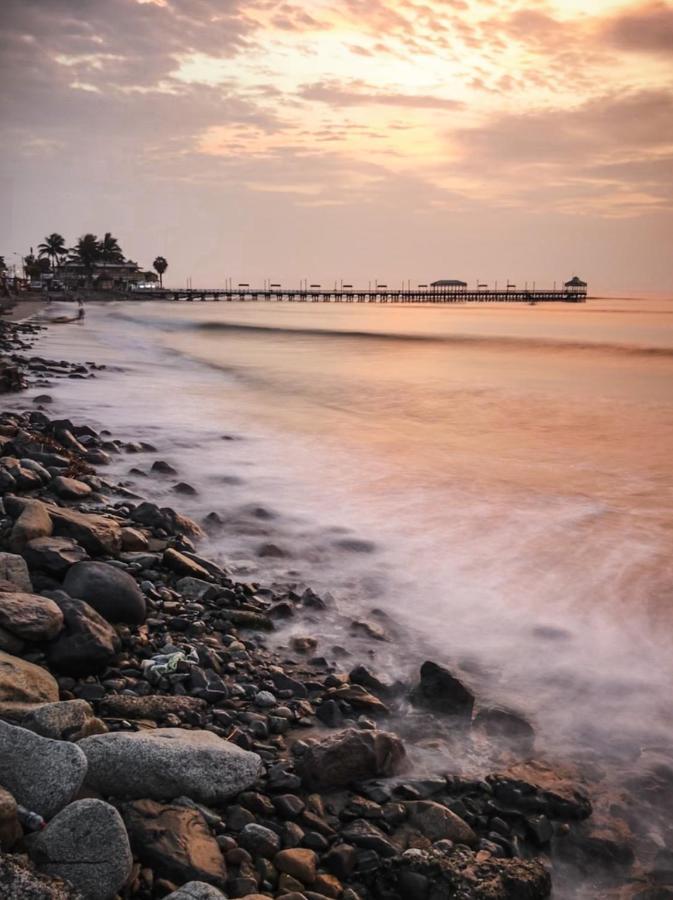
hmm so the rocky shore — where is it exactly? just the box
[0,314,667,900]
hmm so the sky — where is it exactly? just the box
[1,0,672,293]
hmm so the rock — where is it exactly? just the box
[21,699,106,741]
[0,592,63,642]
[176,577,220,603]
[0,553,32,592]
[349,664,398,697]
[174,482,198,495]
[122,799,227,888]
[0,719,87,819]
[473,706,535,752]
[50,476,92,501]
[274,848,317,885]
[405,801,477,845]
[98,694,206,723]
[0,625,24,655]
[63,561,146,624]
[341,819,400,858]
[0,649,59,719]
[120,527,149,551]
[0,852,82,899]
[79,728,263,804]
[46,594,121,677]
[239,822,282,858]
[131,501,203,538]
[23,537,89,576]
[48,505,122,556]
[29,799,132,900]
[164,884,227,899]
[163,548,211,580]
[0,786,22,850]
[297,728,406,791]
[152,460,178,475]
[9,498,53,552]
[410,661,474,720]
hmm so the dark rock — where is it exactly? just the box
[340,819,400,858]
[46,594,121,676]
[297,728,406,791]
[473,706,535,752]
[410,661,474,720]
[239,823,282,858]
[23,536,89,576]
[152,460,178,475]
[21,699,106,741]
[63,560,146,624]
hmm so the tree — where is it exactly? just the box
[37,233,68,270]
[153,256,168,287]
[23,253,51,281]
[0,256,6,273]
[99,232,125,263]
[71,234,101,286]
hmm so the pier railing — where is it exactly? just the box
[134,287,587,303]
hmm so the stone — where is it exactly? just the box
[0,592,63,641]
[98,694,206,723]
[410,661,474,720]
[63,561,146,624]
[9,498,53,552]
[131,501,203,538]
[120,527,149,551]
[48,505,122,556]
[0,786,22,850]
[0,552,32,592]
[340,819,400,858]
[50,476,92,500]
[164,884,228,900]
[297,728,406,791]
[46,594,121,677]
[274,848,317,884]
[122,799,227,888]
[349,664,398,697]
[0,625,24,655]
[0,852,82,899]
[239,822,282,858]
[176,576,220,602]
[79,728,263,804]
[29,799,132,900]
[0,719,87,819]
[21,699,106,741]
[23,537,89,576]
[473,706,535,752]
[405,801,477,845]
[0,649,59,719]
[164,548,211,580]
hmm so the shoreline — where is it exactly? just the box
[0,311,664,900]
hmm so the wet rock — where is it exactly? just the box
[0,649,60,719]
[404,801,477,846]
[174,482,198,496]
[410,661,474,720]
[274,848,317,885]
[9,498,53,551]
[63,560,146,624]
[350,620,388,641]
[46,594,121,677]
[0,592,63,641]
[122,799,227,888]
[0,786,22,850]
[0,552,33,592]
[349,664,398,698]
[23,537,89,576]
[50,476,92,501]
[29,799,132,900]
[79,728,263,804]
[297,728,406,791]
[21,699,106,741]
[0,852,82,899]
[473,706,535,752]
[152,460,178,475]
[48,505,122,556]
[0,719,87,819]
[164,548,211,580]
[131,501,203,538]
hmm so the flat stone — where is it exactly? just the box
[0,649,59,719]
[48,505,122,556]
[0,592,64,641]
[164,548,211,580]
[79,728,263,804]
[297,728,406,791]
[50,476,92,500]
[21,699,107,741]
[29,799,132,900]
[0,552,33,592]
[122,799,227,888]
[98,694,206,723]
[405,801,477,845]
[120,527,149,551]
[23,536,89,576]
[46,594,121,677]
[0,719,87,819]
[63,561,146,624]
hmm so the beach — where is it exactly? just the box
[0,298,672,899]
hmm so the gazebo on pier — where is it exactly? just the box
[564,276,588,299]
[431,279,468,294]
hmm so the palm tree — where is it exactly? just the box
[99,232,125,263]
[71,234,101,286]
[0,256,6,273]
[153,256,168,287]
[37,233,68,271]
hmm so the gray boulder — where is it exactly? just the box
[79,728,262,804]
[46,594,121,677]
[29,799,132,900]
[0,719,87,819]
[0,552,32,592]
[23,537,89,576]
[164,884,227,899]
[63,561,146,624]
[0,592,64,641]
[22,699,107,741]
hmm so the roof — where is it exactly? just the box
[431,279,468,287]
[564,276,587,287]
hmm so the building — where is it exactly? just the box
[431,279,468,290]
[564,276,588,297]
[55,261,158,291]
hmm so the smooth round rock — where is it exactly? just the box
[0,592,64,641]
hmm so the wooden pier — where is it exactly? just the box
[137,286,587,304]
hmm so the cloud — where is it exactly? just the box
[603,1,673,55]
[299,79,463,110]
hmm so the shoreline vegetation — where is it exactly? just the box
[0,305,664,900]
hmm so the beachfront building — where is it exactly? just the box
[55,260,158,291]
[431,279,468,294]
[564,276,588,299]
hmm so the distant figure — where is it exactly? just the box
[77,306,85,320]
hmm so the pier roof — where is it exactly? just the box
[431,279,468,287]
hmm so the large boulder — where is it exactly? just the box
[79,728,263,805]
[9,498,53,552]
[21,699,107,741]
[410,661,475,720]
[63,561,146,625]
[297,728,406,791]
[48,506,122,556]
[23,537,89,577]
[29,799,132,900]
[0,649,59,719]
[0,719,87,819]
[0,553,32,592]
[122,799,227,887]
[0,592,63,641]
[46,594,121,677]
